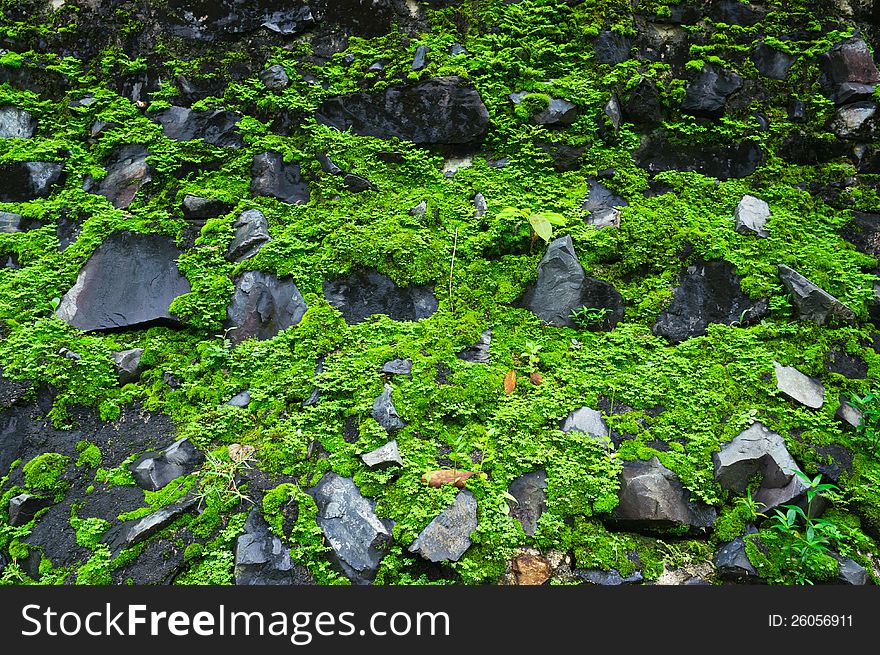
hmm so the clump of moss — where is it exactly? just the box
[22,452,70,499]
[75,440,101,468]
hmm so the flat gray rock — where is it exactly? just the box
[259,64,290,91]
[372,384,406,432]
[0,211,25,233]
[111,348,144,384]
[84,144,151,209]
[456,330,491,364]
[324,268,438,325]
[715,536,762,583]
[774,361,825,408]
[308,472,393,584]
[777,264,856,326]
[361,440,403,468]
[836,396,863,429]
[734,195,770,237]
[225,270,307,344]
[226,209,271,262]
[714,422,801,493]
[227,390,251,408]
[250,152,310,204]
[152,105,243,147]
[409,490,478,562]
[235,509,313,585]
[102,495,198,556]
[508,471,547,536]
[0,106,36,138]
[130,438,203,492]
[560,406,609,445]
[834,554,870,585]
[381,358,412,376]
[8,493,51,526]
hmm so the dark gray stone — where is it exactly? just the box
[8,493,51,526]
[317,153,343,175]
[152,106,243,147]
[302,358,324,407]
[819,38,880,104]
[381,358,412,376]
[112,348,144,384]
[361,440,403,468]
[834,554,870,585]
[594,30,631,64]
[841,211,880,256]
[473,192,488,218]
[343,173,375,192]
[775,361,825,409]
[0,161,64,202]
[83,145,151,209]
[226,209,271,262]
[582,177,627,229]
[829,101,878,140]
[560,406,609,446]
[227,390,251,407]
[752,43,796,80]
[508,471,547,537]
[161,0,315,41]
[636,135,762,179]
[517,236,624,330]
[412,45,429,71]
[250,152,310,204]
[734,195,770,237]
[835,397,863,431]
[611,457,717,533]
[308,472,393,584]
[714,422,802,494]
[682,65,743,118]
[457,330,491,364]
[259,64,290,91]
[623,76,661,125]
[0,212,25,233]
[55,232,191,331]
[778,264,856,326]
[235,509,313,585]
[225,270,308,344]
[0,106,36,138]
[826,348,867,379]
[409,490,478,562]
[182,195,233,220]
[653,260,768,343]
[316,77,489,145]
[816,442,854,483]
[715,537,762,583]
[130,438,203,492]
[509,91,578,128]
[324,269,437,324]
[576,568,643,585]
[539,142,587,172]
[372,384,406,432]
[102,495,199,556]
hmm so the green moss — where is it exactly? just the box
[22,452,70,499]
[75,440,102,469]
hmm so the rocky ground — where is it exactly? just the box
[0,0,879,586]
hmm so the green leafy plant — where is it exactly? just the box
[850,391,880,457]
[194,445,255,509]
[518,341,542,374]
[497,206,566,251]
[569,306,611,330]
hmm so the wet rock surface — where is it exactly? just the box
[226,209,271,262]
[250,152,310,204]
[130,438,203,492]
[235,508,314,585]
[152,106,243,147]
[324,269,438,324]
[409,490,478,562]
[83,144,151,209]
[777,265,856,326]
[507,471,547,536]
[225,270,308,344]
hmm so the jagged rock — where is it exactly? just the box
[361,440,403,468]
[734,195,770,237]
[582,177,627,229]
[457,330,491,364]
[259,64,289,91]
[409,490,478,562]
[0,161,64,202]
[0,212,26,233]
[316,77,489,145]
[112,348,144,384]
[317,153,343,175]
[636,135,762,179]
[308,472,394,584]
[819,38,880,104]
[371,384,406,432]
[623,76,661,125]
[161,0,316,40]
[752,43,796,80]
[412,45,429,71]
[682,65,743,118]
[778,264,856,326]
[235,509,312,585]
[473,192,488,218]
[381,358,412,376]
[509,91,577,127]
[594,30,632,64]
[602,94,622,133]
[175,73,228,105]
[829,101,878,140]
[826,348,867,379]
[841,211,880,256]
[0,106,36,138]
[227,390,251,407]
[560,407,609,446]
[774,361,825,409]
[714,422,803,495]
[509,551,552,585]
[836,396,863,430]
[250,152,310,204]
[517,236,624,330]
[539,142,587,172]
[130,438,203,492]
[8,493,51,526]
[102,495,199,556]
[226,209,271,262]
[55,232,191,331]
[576,569,643,585]
[653,260,768,343]
[409,201,427,216]
[302,358,324,407]
[84,145,151,209]
[834,554,870,585]
[343,173,375,192]
[152,106,243,147]
[225,270,308,344]
[611,457,717,532]
[508,471,547,537]
[715,537,762,583]
[181,195,233,220]
[816,442,854,482]
[324,269,438,324]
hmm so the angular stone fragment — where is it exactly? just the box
[227,390,251,408]
[8,493,51,527]
[560,407,609,445]
[734,195,770,237]
[259,64,289,91]
[819,38,880,104]
[361,440,403,469]
[509,91,577,128]
[714,422,802,494]
[371,384,406,432]
[682,65,743,118]
[225,270,307,344]
[777,264,856,326]
[715,537,762,583]
[583,177,627,229]
[381,358,412,376]
[508,470,547,537]
[774,361,825,409]
[0,106,36,138]
[576,568,643,585]
[509,551,552,585]
[409,490,478,562]
[324,269,437,324]
[181,195,233,220]
[752,43,796,80]
[250,152,310,204]
[112,348,144,384]
[308,472,393,584]
[130,438,203,492]
[235,508,313,585]
[226,209,271,262]
[152,106,243,147]
[102,496,198,556]
[834,554,870,585]
[456,330,491,364]
[835,397,863,430]
[83,144,151,209]
[0,161,64,202]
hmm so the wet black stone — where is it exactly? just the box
[324,269,438,324]
[636,135,762,179]
[250,152,310,204]
[0,162,64,202]
[225,270,308,344]
[152,106,243,147]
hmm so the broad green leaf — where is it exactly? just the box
[529,214,553,242]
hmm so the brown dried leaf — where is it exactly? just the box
[422,469,477,488]
[529,372,542,385]
[228,443,255,463]
[504,369,517,395]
